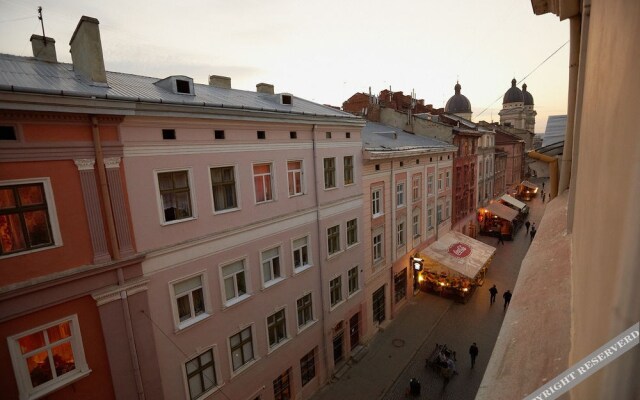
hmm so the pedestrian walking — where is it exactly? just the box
[469,343,479,368]
[497,232,505,245]
[525,220,531,234]
[489,284,498,305]
[542,182,545,190]
[542,193,546,202]
[503,290,512,310]
[530,226,537,241]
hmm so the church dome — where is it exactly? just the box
[503,78,523,104]
[522,83,534,105]
[445,82,471,113]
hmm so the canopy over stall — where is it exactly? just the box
[520,180,539,191]
[485,202,519,222]
[500,194,527,212]
[419,231,496,302]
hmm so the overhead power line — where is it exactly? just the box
[476,40,569,119]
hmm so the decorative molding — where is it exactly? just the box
[74,158,95,171]
[92,279,150,307]
[103,157,121,169]
[0,111,124,124]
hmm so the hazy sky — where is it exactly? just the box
[1,0,569,133]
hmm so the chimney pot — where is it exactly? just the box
[30,35,57,62]
[209,75,231,89]
[256,83,274,94]
[69,16,106,83]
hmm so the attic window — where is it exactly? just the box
[176,80,191,94]
[215,130,225,140]
[290,131,297,139]
[162,129,176,140]
[257,131,266,140]
[346,132,351,139]
[326,132,332,139]
[430,157,433,162]
[400,162,404,167]
[281,94,293,105]
[375,164,380,171]
[416,159,420,164]
[0,126,17,140]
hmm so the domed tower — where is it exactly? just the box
[445,81,472,120]
[499,78,536,131]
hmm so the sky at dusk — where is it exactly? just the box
[0,0,569,133]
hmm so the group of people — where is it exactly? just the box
[525,220,537,241]
[489,284,512,310]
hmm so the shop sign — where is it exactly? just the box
[448,242,471,258]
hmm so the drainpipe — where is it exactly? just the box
[91,115,120,260]
[91,116,145,399]
[558,13,582,194]
[527,151,558,200]
[389,160,396,320]
[311,124,330,383]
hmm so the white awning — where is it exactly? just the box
[520,180,539,191]
[486,202,519,221]
[421,231,497,279]
[500,194,527,211]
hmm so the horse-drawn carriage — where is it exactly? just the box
[425,343,457,381]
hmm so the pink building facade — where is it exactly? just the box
[361,123,456,341]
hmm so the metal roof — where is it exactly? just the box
[0,53,356,119]
[541,115,567,146]
[362,121,455,152]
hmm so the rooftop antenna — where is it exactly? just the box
[37,6,46,46]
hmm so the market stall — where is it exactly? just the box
[477,202,519,239]
[499,194,529,217]
[516,180,539,201]
[417,231,496,303]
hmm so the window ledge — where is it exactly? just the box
[27,368,92,400]
[213,207,240,216]
[294,264,313,275]
[262,277,285,290]
[223,294,251,310]
[161,216,196,226]
[267,337,291,355]
[230,358,260,380]
[175,313,211,333]
[330,300,345,312]
[297,319,318,335]
[477,192,572,400]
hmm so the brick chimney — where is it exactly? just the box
[69,16,106,83]
[209,75,231,89]
[30,35,57,62]
[256,83,274,94]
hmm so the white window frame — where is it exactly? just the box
[155,168,197,225]
[445,171,451,189]
[296,293,315,331]
[412,209,420,238]
[8,315,90,400]
[427,174,434,196]
[346,218,358,248]
[0,177,63,259]
[252,162,274,204]
[396,219,405,247]
[396,182,405,208]
[292,235,311,273]
[323,157,336,189]
[445,199,451,219]
[183,346,221,400]
[372,187,383,217]
[170,272,211,330]
[228,325,256,374]
[327,225,341,256]
[261,246,283,288]
[266,308,289,351]
[220,259,250,307]
[329,276,343,308]
[427,206,434,230]
[437,173,443,192]
[373,230,383,263]
[343,156,354,186]
[437,204,443,224]
[287,160,304,197]
[412,175,421,202]
[210,165,240,214]
[347,266,359,296]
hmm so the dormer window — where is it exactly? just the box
[176,80,191,94]
[281,94,293,105]
[0,126,17,141]
[154,76,195,95]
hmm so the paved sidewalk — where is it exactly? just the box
[311,294,452,400]
[311,181,548,400]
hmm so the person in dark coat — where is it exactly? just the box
[503,290,513,310]
[489,284,498,305]
[497,232,505,245]
[469,343,479,368]
[525,220,531,234]
[530,226,537,241]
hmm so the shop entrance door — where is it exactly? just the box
[333,332,344,365]
[349,313,360,349]
[373,286,385,324]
